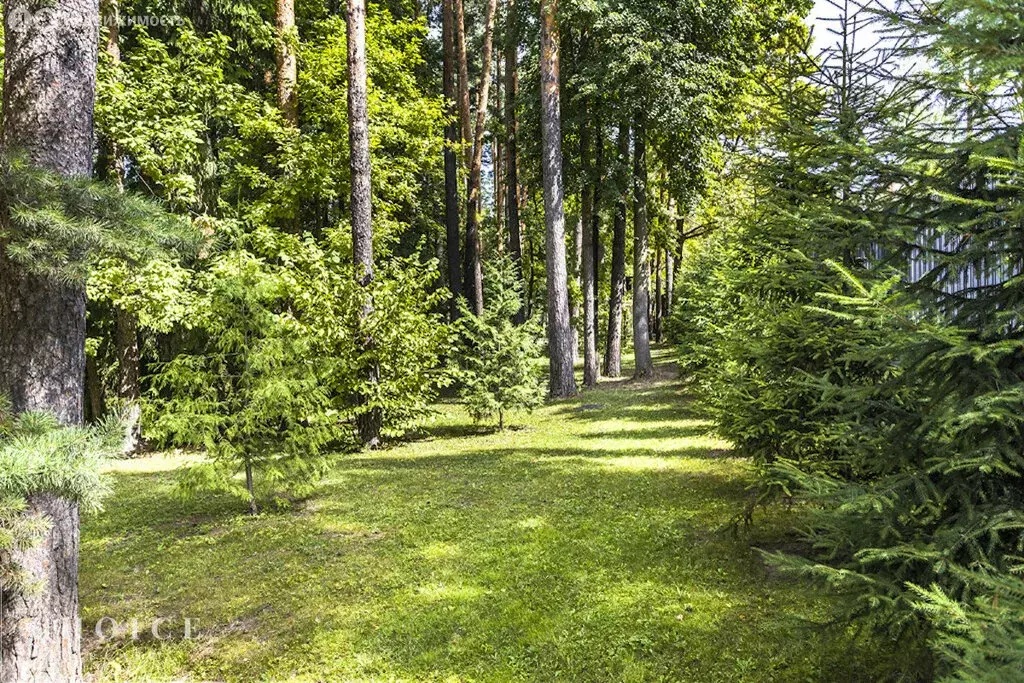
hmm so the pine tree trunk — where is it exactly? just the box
[603,122,628,378]
[631,114,654,379]
[539,0,576,398]
[453,0,472,169]
[442,0,462,320]
[276,0,298,125]
[494,55,504,253]
[571,211,582,365]
[463,0,498,316]
[665,249,674,320]
[347,0,381,448]
[581,120,599,387]
[654,247,662,342]
[591,121,603,354]
[0,0,97,677]
[504,0,525,324]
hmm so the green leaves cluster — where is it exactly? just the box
[0,399,122,590]
[455,256,544,429]
[670,0,1024,677]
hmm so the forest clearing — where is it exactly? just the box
[81,351,887,681]
[1,0,1021,679]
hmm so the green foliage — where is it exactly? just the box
[146,240,331,512]
[81,362,899,681]
[0,398,121,590]
[292,231,452,439]
[0,154,198,284]
[455,257,545,429]
[913,572,1024,682]
[671,0,1024,678]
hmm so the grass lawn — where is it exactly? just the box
[81,348,885,682]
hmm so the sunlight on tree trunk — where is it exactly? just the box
[539,0,576,398]
[631,114,654,379]
[0,0,98,676]
[347,0,381,448]
[603,121,629,378]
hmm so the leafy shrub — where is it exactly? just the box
[455,256,545,429]
[146,243,330,514]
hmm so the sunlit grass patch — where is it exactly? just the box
[81,350,892,682]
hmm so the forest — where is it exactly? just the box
[0,0,1022,679]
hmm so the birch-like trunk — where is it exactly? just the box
[347,0,381,448]
[603,122,629,378]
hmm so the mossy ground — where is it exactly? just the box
[81,348,886,681]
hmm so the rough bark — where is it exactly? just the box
[581,120,598,387]
[442,0,462,320]
[591,121,603,353]
[539,0,576,398]
[347,0,381,448]
[665,249,674,319]
[603,122,628,378]
[453,0,472,169]
[0,0,97,677]
[654,247,662,342]
[504,0,525,324]
[631,114,654,379]
[463,0,498,316]
[276,0,298,125]
[494,55,504,253]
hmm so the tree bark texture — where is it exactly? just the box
[0,0,97,678]
[539,0,576,398]
[504,0,525,324]
[631,114,654,379]
[580,120,598,387]
[591,121,603,354]
[442,0,462,320]
[276,0,298,125]
[346,0,381,448]
[603,121,628,378]
[453,0,472,170]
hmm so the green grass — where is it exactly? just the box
[81,348,883,681]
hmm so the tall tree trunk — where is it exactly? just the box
[453,0,472,169]
[100,0,122,190]
[539,0,576,398]
[494,53,504,253]
[571,211,581,365]
[504,0,525,324]
[581,120,599,387]
[631,114,654,378]
[347,0,380,448]
[654,246,662,342]
[442,0,462,320]
[665,249,674,320]
[591,120,603,353]
[463,0,498,316]
[102,0,142,451]
[0,0,97,677]
[276,0,298,125]
[603,122,628,378]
